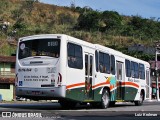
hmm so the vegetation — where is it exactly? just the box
[0,0,159,61]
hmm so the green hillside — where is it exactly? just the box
[0,0,159,61]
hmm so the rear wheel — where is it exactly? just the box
[101,89,110,109]
[134,92,144,106]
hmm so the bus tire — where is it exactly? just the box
[101,89,110,109]
[134,92,144,106]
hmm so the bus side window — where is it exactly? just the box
[131,61,135,78]
[67,42,83,69]
[99,52,104,73]
[111,55,115,75]
[134,62,139,78]
[139,63,145,79]
[95,51,99,72]
[125,59,131,77]
[90,56,93,76]
[99,52,110,74]
[131,61,139,78]
[104,53,110,74]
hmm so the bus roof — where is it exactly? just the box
[19,34,150,66]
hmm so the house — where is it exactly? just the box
[149,61,160,89]
[0,56,16,101]
[128,44,155,55]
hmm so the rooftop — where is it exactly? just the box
[0,56,16,63]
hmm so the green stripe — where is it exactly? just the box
[66,87,85,101]
[66,86,138,102]
[124,87,138,100]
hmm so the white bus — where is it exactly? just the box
[16,34,151,109]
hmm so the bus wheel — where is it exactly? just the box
[59,100,77,109]
[134,92,144,106]
[101,89,110,109]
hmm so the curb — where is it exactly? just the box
[145,100,160,102]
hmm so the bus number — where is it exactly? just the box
[48,41,58,46]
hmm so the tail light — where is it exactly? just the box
[57,73,62,86]
[15,74,18,86]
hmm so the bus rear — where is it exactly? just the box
[16,35,65,100]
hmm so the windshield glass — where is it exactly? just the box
[18,38,60,59]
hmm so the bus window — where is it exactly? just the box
[117,62,123,80]
[131,61,139,78]
[111,55,115,75]
[134,62,139,78]
[99,52,110,74]
[99,52,104,73]
[125,59,131,77]
[95,51,99,72]
[85,54,88,75]
[139,63,145,79]
[104,53,110,74]
[131,61,135,78]
[18,39,60,59]
[90,56,93,76]
[67,43,83,69]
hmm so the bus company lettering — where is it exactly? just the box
[128,78,139,83]
[134,79,139,83]
[24,75,49,82]
[18,68,32,72]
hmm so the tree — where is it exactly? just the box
[77,10,101,30]
[22,0,36,13]
[101,11,122,31]
[58,13,76,25]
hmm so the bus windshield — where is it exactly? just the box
[18,38,60,59]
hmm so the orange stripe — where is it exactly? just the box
[67,81,139,90]
[92,82,109,89]
[121,82,139,88]
[66,82,85,89]
[93,81,139,89]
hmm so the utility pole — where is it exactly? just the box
[155,45,160,101]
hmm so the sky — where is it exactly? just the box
[40,0,160,19]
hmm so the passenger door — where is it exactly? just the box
[116,61,124,100]
[85,53,94,100]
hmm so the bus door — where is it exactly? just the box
[85,53,94,100]
[146,68,151,99]
[116,61,124,100]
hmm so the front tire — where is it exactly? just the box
[134,92,144,106]
[101,89,110,109]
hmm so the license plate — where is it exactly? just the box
[32,91,40,95]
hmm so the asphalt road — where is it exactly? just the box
[0,100,160,120]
